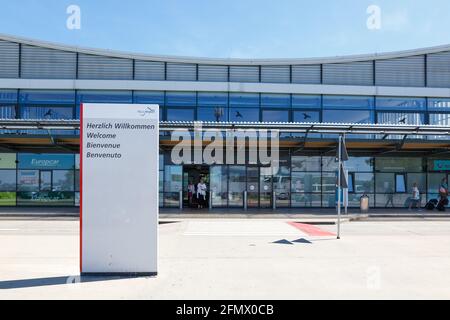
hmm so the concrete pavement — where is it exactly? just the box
[1,218,450,299]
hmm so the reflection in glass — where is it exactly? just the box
[229,108,259,122]
[210,166,228,207]
[229,166,245,206]
[167,108,194,121]
[262,110,289,122]
[52,170,74,191]
[0,170,16,191]
[164,166,182,192]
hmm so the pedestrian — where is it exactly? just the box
[385,182,394,208]
[437,177,449,210]
[187,180,195,208]
[408,182,421,211]
[197,178,207,209]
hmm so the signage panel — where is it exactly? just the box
[81,103,159,275]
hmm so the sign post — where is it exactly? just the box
[80,103,159,276]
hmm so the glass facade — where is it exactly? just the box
[155,151,449,209]
[2,90,449,131]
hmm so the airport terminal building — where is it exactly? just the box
[0,34,449,209]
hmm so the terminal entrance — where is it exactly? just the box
[183,165,210,209]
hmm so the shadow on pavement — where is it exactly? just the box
[0,275,142,289]
[272,239,293,245]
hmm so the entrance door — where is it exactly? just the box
[183,165,210,209]
[260,168,273,208]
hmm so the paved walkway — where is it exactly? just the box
[1,218,450,299]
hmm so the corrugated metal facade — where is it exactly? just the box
[198,65,228,82]
[291,65,321,84]
[323,61,373,86]
[0,40,19,78]
[375,55,425,87]
[261,66,290,83]
[134,60,165,81]
[229,66,259,83]
[21,45,76,79]
[166,63,197,81]
[78,53,133,80]
[427,51,450,88]
[0,37,450,88]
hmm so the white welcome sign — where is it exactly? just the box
[81,103,159,275]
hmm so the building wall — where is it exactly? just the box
[0,37,450,209]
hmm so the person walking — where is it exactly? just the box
[437,177,449,211]
[408,182,421,211]
[385,182,394,208]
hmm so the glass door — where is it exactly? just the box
[247,167,259,208]
[260,168,272,208]
[228,166,245,207]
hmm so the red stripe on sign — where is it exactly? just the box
[287,222,335,236]
[79,103,83,273]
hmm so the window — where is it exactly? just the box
[260,94,290,108]
[229,93,259,108]
[197,107,228,122]
[20,105,74,119]
[197,92,229,122]
[262,110,289,122]
[52,170,74,191]
[376,97,426,111]
[167,108,194,121]
[229,108,259,122]
[0,105,16,119]
[292,95,321,109]
[133,91,164,104]
[429,113,450,126]
[375,158,423,172]
[395,174,406,193]
[76,90,132,104]
[198,92,228,107]
[291,156,321,171]
[0,170,16,191]
[76,91,132,118]
[323,95,374,109]
[19,90,75,104]
[17,170,39,191]
[293,110,320,122]
[354,173,375,193]
[377,112,424,125]
[291,172,321,193]
[347,173,355,193]
[0,90,17,119]
[345,157,373,172]
[322,109,373,123]
[428,98,450,111]
[165,92,196,107]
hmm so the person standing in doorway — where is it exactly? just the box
[197,178,207,209]
[187,180,195,208]
[408,182,421,211]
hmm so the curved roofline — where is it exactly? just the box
[1,33,450,66]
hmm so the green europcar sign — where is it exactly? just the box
[433,160,450,171]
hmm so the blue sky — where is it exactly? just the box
[0,0,449,59]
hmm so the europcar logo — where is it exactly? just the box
[31,159,60,167]
[137,107,156,117]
